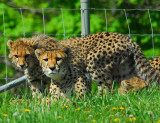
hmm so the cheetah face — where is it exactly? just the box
[7,39,36,71]
[35,48,69,81]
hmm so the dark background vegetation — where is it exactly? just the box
[0,0,160,83]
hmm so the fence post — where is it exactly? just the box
[81,0,90,37]
[81,0,92,82]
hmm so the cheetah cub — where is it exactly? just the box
[51,32,160,94]
[35,48,91,99]
[7,35,56,98]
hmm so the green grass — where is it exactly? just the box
[0,83,160,123]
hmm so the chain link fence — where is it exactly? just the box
[0,0,159,93]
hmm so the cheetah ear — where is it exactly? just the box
[7,40,13,49]
[35,49,45,59]
[61,47,70,55]
[32,41,39,50]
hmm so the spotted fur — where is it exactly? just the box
[35,48,91,99]
[51,32,160,93]
[119,57,160,93]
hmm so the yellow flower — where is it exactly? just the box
[62,106,69,109]
[76,108,81,110]
[132,117,136,120]
[92,120,96,122]
[157,120,160,123]
[57,116,61,119]
[114,118,120,122]
[119,107,124,110]
[112,107,117,110]
[110,115,114,117]
[25,109,31,112]
[130,117,136,121]
[3,114,8,117]
[84,111,90,114]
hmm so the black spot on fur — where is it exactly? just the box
[106,32,110,36]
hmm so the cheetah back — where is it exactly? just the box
[54,32,160,93]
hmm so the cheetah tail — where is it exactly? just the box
[134,51,160,85]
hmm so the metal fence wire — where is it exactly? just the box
[0,1,159,93]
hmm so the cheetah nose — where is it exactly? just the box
[49,67,56,71]
[20,64,25,68]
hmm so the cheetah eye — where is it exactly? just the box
[25,54,29,58]
[56,58,62,61]
[14,55,18,58]
[43,58,48,62]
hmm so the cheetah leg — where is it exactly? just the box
[29,80,49,98]
[48,79,66,100]
[74,75,91,97]
[97,76,113,96]
[30,82,43,98]
[89,67,113,96]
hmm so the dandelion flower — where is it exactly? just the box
[25,109,31,112]
[92,120,96,122]
[119,107,124,110]
[57,116,61,119]
[157,120,160,123]
[76,108,81,110]
[62,106,69,109]
[110,115,114,117]
[114,118,120,122]
[84,111,90,114]
[112,107,117,110]
[130,117,136,121]
[3,114,8,117]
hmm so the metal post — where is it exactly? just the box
[81,0,90,37]
[81,0,92,83]
[0,75,27,93]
